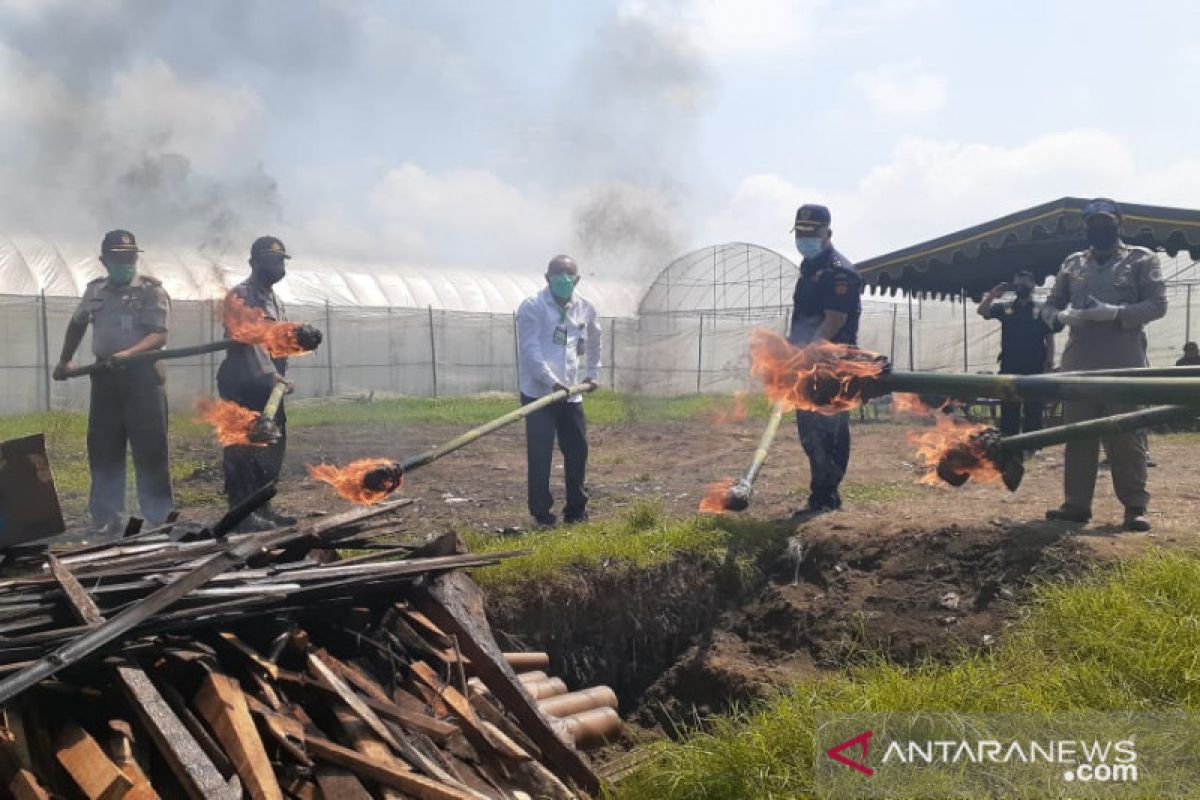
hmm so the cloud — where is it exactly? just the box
[850,61,948,117]
[704,128,1192,261]
[620,0,827,59]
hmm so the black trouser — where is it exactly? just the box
[797,410,851,507]
[522,394,588,521]
[218,372,286,508]
[999,400,1045,438]
[998,367,1045,439]
[87,364,173,527]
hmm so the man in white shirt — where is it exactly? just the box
[516,255,603,526]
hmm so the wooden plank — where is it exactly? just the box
[306,653,465,792]
[46,555,238,800]
[305,735,480,800]
[315,767,373,800]
[194,671,283,800]
[243,695,312,767]
[105,721,159,800]
[328,704,407,800]
[413,573,600,795]
[272,668,455,740]
[8,768,51,800]
[408,661,525,762]
[54,724,133,800]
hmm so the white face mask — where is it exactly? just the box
[795,236,824,260]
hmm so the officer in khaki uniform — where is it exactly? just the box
[53,230,174,534]
[1043,199,1167,531]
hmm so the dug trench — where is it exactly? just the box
[481,516,1092,739]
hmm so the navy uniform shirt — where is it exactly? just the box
[986,297,1051,375]
[220,279,288,392]
[789,246,861,346]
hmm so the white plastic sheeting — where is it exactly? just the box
[0,236,642,316]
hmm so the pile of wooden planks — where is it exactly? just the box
[0,492,613,798]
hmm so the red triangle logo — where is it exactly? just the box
[826,729,875,776]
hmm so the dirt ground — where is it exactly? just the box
[222,411,1200,554]
[166,410,1200,723]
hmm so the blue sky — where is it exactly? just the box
[2,0,1198,282]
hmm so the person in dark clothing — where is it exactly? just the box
[976,270,1055,437]
[53,230,174,535]
[1176,342,1200,366]
[216,236,299,531]
[788,204,862,514]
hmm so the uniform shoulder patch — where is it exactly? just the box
[139,274,162,285]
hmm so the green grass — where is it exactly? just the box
[839,480,925,505]
[616,550,1200,800]
[464,499,786,589]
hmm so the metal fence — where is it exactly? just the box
[2,284,1197,415]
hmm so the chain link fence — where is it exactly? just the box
[1,284,1196,415]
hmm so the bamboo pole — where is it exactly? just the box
[60,340,235,378]
[363,383,597,492]
[877,371,1200,406]
[723,400,786,511]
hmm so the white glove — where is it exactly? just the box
[1055,308,1085,326]
[1076,297,1121,323]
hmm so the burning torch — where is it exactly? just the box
[56,324,323,379]
[246,380,289,445]
[310,382,599,503]
[929,404,1195,491]
[717,401,786,512]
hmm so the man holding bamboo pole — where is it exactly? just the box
[52,230,174,534]
[217,236,297,531]
[788,204,862,514]
[516,255,602,527]
[1042,199,1167,531]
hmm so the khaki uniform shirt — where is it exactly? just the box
[71,274,171,360]
[1045,243,1167,370]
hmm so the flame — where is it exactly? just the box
[893,393,939,416]
[749,329,886,415]
[712,391,748,424]
[307,459,401,505]
[194,398,266,447]
[909,416,1001,486]
[699,477,735,514]
[222,293,313,357]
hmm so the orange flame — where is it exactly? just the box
[194,398,266,447]
[749,329,886,415]
[699,477,735,514]
[307,459,401,505]
[712,391,748,424]
[222,293,312,357]
[909,416,1001,486]
[893,392,939,416]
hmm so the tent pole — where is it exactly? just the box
[39,290,51,412]
[907,293,915,370]
[961,289,969,372]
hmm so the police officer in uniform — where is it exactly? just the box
[1043,198,1167,531]
[217,236,297,531]
[976,269,1055,436]
[788,204,862,513]
[53,230,173,534]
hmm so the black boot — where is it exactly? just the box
[1123,507,1151,532]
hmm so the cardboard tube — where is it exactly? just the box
[563,707,621,749]
[537,686,617,718]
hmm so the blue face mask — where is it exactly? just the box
[795,236,824,260]
[549,273,576,301]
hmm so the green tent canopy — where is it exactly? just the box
[857,197,1200,302]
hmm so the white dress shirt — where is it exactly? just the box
[516,287,602,402]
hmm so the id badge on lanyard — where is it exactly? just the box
[553,325,568,345]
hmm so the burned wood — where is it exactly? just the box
[46,555,240,800]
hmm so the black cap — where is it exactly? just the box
[791,204,831,233]
[101,229,142,254]
[251,236,291,260]
[1083,198,1121,220]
